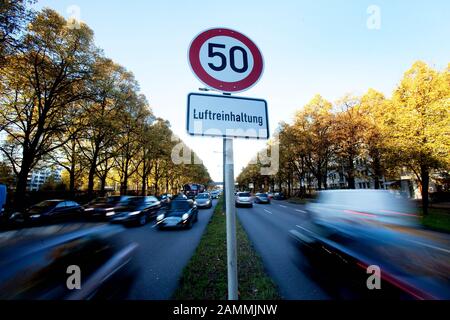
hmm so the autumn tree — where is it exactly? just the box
[359,89,389,189]
[385,61,450,214]
[0,0,35,65]
[0,9,96,206]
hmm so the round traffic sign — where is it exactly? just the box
[188,28,264,93]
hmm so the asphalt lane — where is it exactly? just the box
[125,200,217,299]
[237,200,351,300]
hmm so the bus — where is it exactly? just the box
[183,184,205,199]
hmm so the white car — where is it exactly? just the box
[235,192,253,208]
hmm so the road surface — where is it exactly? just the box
[125,200,217,299]
[237,200,357,300]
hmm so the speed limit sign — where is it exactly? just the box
[188,28,264,93]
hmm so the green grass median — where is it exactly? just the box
[420,208,450,233]
[173,197,280,300]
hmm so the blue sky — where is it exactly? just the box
[35,0,450,182]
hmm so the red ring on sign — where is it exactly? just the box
[189,28,264,93]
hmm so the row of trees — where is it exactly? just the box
[0,4,211,207]
[237,61,449,214]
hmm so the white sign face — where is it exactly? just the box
[187,93,269,140]
[198,36,255,83]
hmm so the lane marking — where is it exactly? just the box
[264,209,273,215]
[296,209,307,213]
[407,239,450,254]
[296,225,314,234]
[279,205,287,208]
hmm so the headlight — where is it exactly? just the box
[10,212,19,219]
[30,214,41,219]
[182,213,189,221]
[106,211,115,217]
[128,211,141,216]
[157,214,165,221]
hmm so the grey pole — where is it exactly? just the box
[223,138,226,211]
[224,137,238,300]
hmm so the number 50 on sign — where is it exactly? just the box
[188,28,264,93]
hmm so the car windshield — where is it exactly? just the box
[89,198,107,205]
[257,193,268,197]
[168,201,191,211]
[238,193,251,197]
[196,194,209,199]
[128,197,147,205]
[107,196,124,203]
[34,200,59,208]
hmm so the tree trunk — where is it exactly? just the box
[100,175,107,194]
[316,173,322,191]
[121,173,129,195]
[141,161,147,196]
[373,151,382,190]
[347,156,356,189]
[421,164,430,216]
[69,169,75,194]
[287,173,292,198]
[15,166,31,210]
[87,165,96,197]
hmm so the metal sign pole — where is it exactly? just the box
[223,138,226,212]
[224,137,238,300]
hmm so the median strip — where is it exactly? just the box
[173,197,280,300]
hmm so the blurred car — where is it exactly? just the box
[290,190,450,300]
[267,192,274,199]
[172,193,188,200]
[254,193,271,204]
[235,192,253,208]
[9,200,83,225]
[156,199,198,229]
[83,196,133,220]
[0,223,138,299]
[158,193,172,206]
[195,193,212,209]
[110,196,162,226]
[273,192,286,200]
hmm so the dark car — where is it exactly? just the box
[195,193,212,209]
[172,193,188,200]
[273,192,286,200]
[9,200,83,225]
[254,193,271,204]
[156,199,198,229]
[0,223,138,299]
[289,190,450,300]
[110,196,162,226]
[83,196,133,220]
